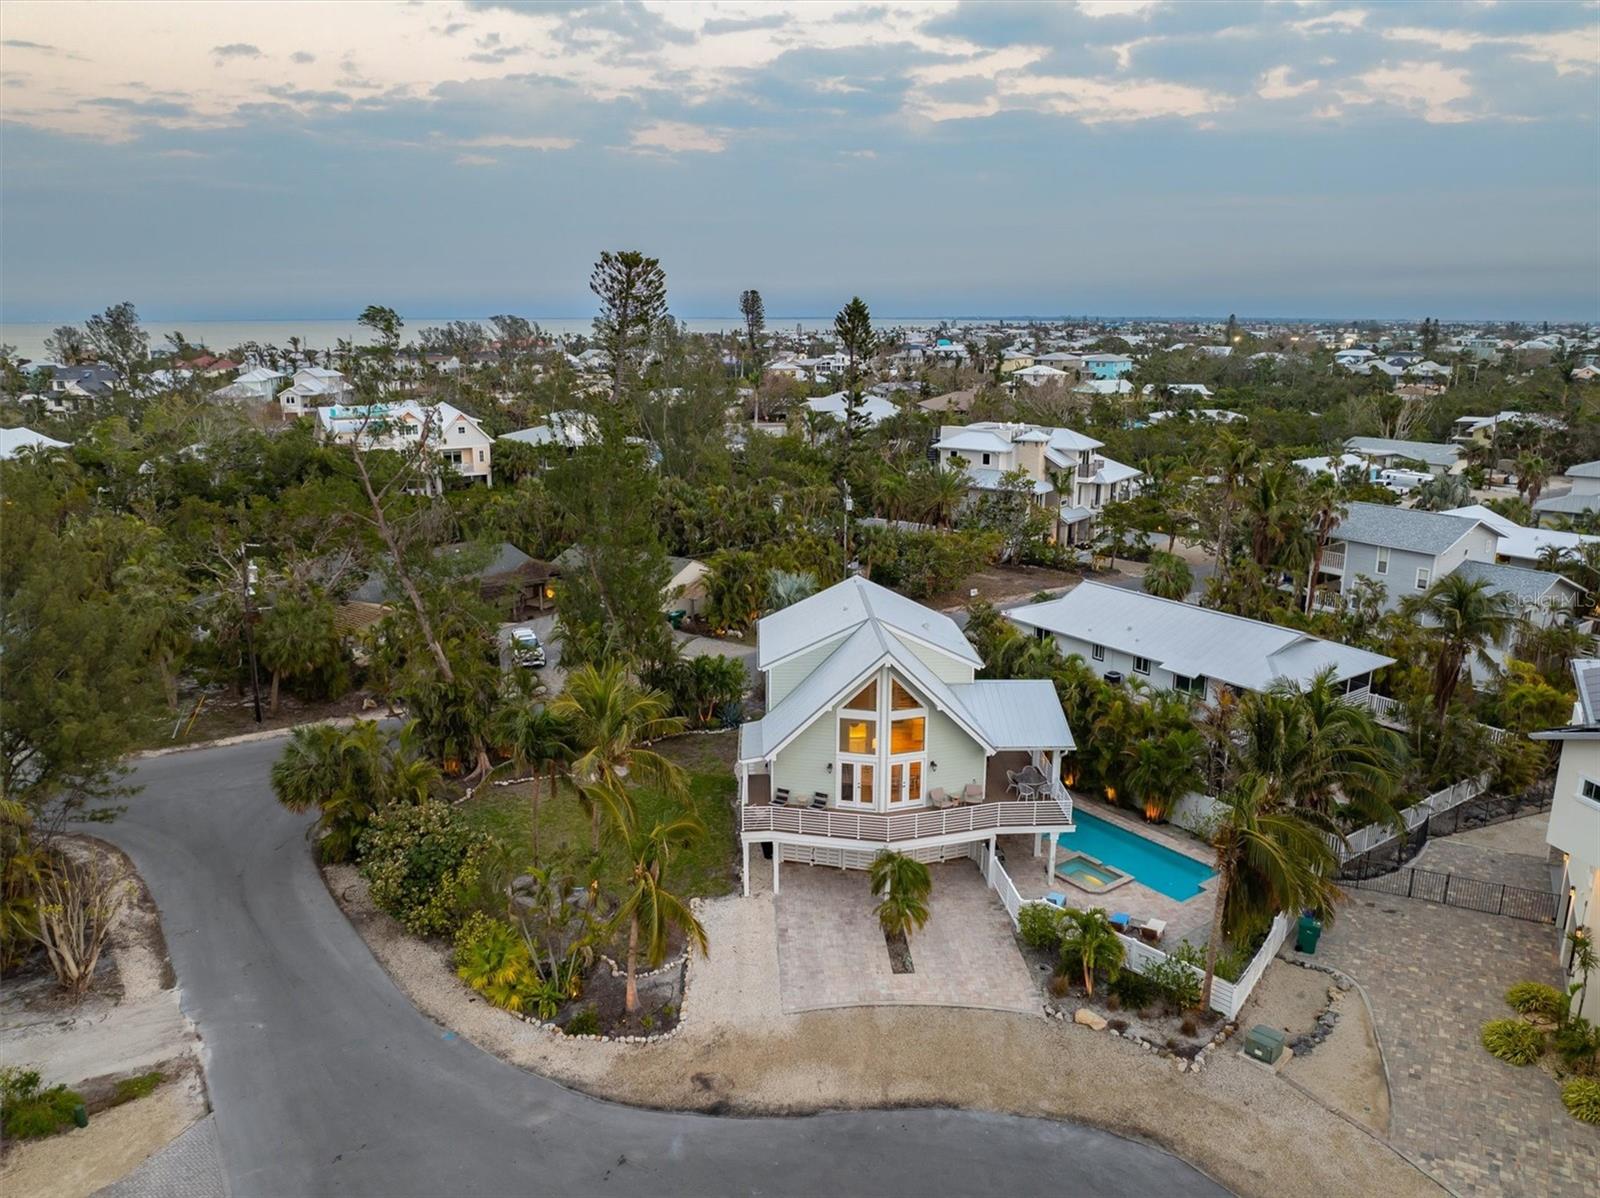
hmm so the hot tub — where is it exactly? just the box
[1055,853,1133,894]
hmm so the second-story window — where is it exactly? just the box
[1375,546,1390,575]
[981,452,991,465]
[1415,567,1430,591]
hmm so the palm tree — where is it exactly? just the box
[765,568,818,613]
[270,721,388,862]
[1242,462,1301,570]
[1206,431,1259,585]
[1302,476,1346,615]
[920,463,969,528]
[1232,669,1405,827]
[1142,551,1193,601]
[1401,574,1519,717]
[256,592,341,715]
[549,663,687,851]
[869,850,933,941]
[1199,774,1341,1010]
[1120,729,1204,822]
[613,816,708,1014]
[494,703,574,862]
[1515,453,1552,507]
[1057,907,1125,996]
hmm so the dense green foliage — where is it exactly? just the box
[1480,1018,1545,1065]
[1505,981,1568,1021]
[1562,1078,1600,1125]
[358,801,489,936]
[0,1067,83,1140]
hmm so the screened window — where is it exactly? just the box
[890,717,926,754]
[845,680,878,711]
[839,719,877,754]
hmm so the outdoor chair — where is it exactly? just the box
[810,793,828,809]
[1044,892,1067,908]
[961,783,983,804]
[1109,912,1132,933]
[772,788,791,806]
[1137,918,1167,945]
[927,787,951,809]
[1005,769,1022,797]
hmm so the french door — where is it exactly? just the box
[887,758,924,806]
[838,758,876,809]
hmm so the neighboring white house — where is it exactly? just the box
[499,409,597,451]
[0,426,71,459]
[735,575,1075,894]
[931,421,1142,545]
[1011,364,1069,387]
[1440,503,1600,569]
[315,400,493,486]
[1530,659,1600,1023]
[803,391,898,428]
[1293,451,1369,479]
[1533,460,1600,523]
[279,367,352,417]
[1005,582,1393,705]
[213,366,287,403]
[1344,436,1463,478]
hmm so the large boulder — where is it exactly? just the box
[1074,1007,1108,1031]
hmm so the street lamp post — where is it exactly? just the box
[241,543,264,724]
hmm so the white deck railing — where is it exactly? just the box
[743,792,1073,844]
[1319,546,1346,571]
[1367,693,1511,745]
[1332,770,1493,862]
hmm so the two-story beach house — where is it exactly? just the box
[1531,659,1600,1023]
[1316,503,1498,612]
[736,576,1075,894]
[1006,582,1394,705]
[931,421,1142,545]
[1533,460,1600,524]
[315,399,493,487]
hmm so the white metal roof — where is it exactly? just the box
[755,574,982,671]
[1440,504,1600,563]
[1006,582,1393,692]
[0,426,70,458]
[951,680,1074,751]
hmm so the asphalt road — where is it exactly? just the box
[103,739,1229,1197]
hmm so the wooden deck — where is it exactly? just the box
[741,791,1072,845]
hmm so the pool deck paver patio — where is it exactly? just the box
[1303,813,1599,1198]
[772,859,1040,1014]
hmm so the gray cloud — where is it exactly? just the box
[291,50,316,64]
[212,43,263,60]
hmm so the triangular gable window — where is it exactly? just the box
[844,680,878,711]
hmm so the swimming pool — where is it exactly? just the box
[1057,810,1215,902]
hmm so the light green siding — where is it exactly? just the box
[891,632,975,684]
[772,707,837,803]
[766,633,849,707]
[927,708,986,798]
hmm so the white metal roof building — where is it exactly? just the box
[1006,582,1394,696]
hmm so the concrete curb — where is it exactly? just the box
[130,715,381,759]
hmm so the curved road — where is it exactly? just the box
[105,739,1228,1197]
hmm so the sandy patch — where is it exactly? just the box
[1246,960,1390,1135]
[327,864,1442,1198]
[0,1076,206,1198]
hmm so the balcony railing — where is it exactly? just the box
[741,790,1073,844]
[1319,546,1346,572]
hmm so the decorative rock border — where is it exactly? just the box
[1042,1002,1239,1074]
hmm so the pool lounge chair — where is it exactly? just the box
[1136,918,1167,945]
[1109,912,1132,933]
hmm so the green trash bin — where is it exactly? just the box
[1244,1025,1286,1064]
[1296,912,1323,954]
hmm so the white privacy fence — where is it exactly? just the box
[983,849,1291,1021]
[1367,693,1512,745]
[1332,770,1493,862]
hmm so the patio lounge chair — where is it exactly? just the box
[810,793,828,809]
[1137,918,1167,945]
[1108,912,1132,933]
[1044,892,1067,908]
[772,788,791,806]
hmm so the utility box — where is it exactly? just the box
[1296,912,1323,954]
[1244,1025,1286,1065]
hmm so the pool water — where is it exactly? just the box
[1058,856,1128,891]
[1057,810,1215,901]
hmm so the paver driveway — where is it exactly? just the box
[1306,841,1598,1198]
[774,860,1041,1014]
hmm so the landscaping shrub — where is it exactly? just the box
[359,801,488,937]
[1108,968,1156,1008]
[453,912,536,1013]
[1180,1017,1199,1037]
[1480,1018,1544,1066]
[0,1067,82,1140]
[564,1007,600,1036]
[1048,974,1073,998]
[1505,981,1567,1021]
[1562,1078,1600,1125]
[1018,903,1066,953]
[1552,1017,1600,1076]
[1142,954,1202,1012]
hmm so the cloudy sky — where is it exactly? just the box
[3,0,1597,321]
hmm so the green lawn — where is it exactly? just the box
[458,732,739,903]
